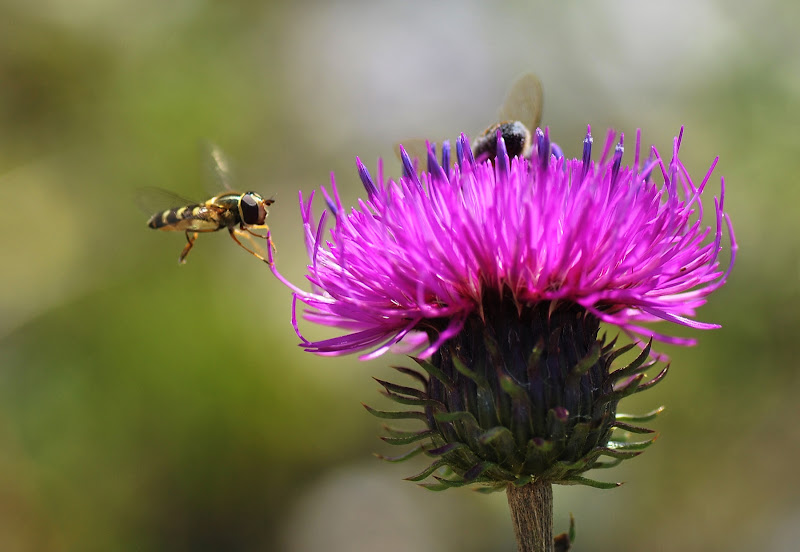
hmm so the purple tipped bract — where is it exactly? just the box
[272,127,736,360]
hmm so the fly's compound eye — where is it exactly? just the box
[240,193,265,225]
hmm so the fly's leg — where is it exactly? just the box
[229,227,272,265]
[179,229,223,264]
[180,231,198,264]
[243,224,277,253]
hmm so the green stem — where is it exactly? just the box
[507,480,554,552]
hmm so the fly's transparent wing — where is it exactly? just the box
[201,141,237,195]
[497,73,543,131]
[135,186,197,215]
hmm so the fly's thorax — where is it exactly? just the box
[204,193,243,228]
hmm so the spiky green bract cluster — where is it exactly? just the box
[368,292,666,491]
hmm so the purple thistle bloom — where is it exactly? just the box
[268,125,736,490]
[272,126,736,362]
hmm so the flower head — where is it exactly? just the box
[277,126,735,361]
[270,126,736,489]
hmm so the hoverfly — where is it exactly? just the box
[396,73,543,165]
[141,144,275,265]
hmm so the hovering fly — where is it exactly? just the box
[142,144,275,265]
[396,73,543,165]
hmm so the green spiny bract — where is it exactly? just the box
[369,294,666,491]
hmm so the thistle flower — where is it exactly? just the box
[270,126,736,494]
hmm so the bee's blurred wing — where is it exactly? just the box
[497,73,543,131]
[135,186,197,215]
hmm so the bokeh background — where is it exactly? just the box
[1,0,797,550]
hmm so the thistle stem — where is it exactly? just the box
[507,480,553,552]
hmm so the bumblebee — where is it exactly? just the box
[471,120,532,163]
[397,73,543,165]
[142,145,275,265]
[470,72,543,162]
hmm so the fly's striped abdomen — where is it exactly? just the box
[147,204,222,232]
[148,205,195,228]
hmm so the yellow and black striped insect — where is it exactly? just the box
[141,145,275,265]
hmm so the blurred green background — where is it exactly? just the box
[1,0,797,550]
